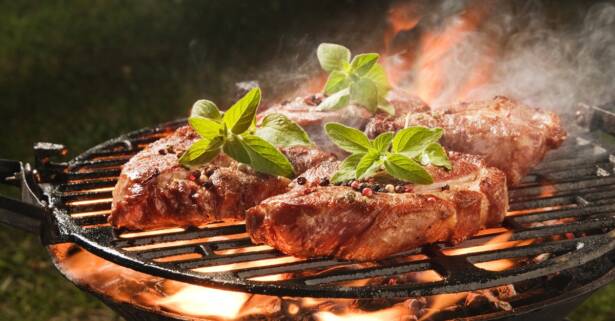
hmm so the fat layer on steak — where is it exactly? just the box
[247,152,508,261]
[109,126,335,230]
[364,96,566,185]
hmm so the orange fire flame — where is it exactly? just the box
[383,0,498,106]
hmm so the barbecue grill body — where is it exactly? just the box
[0,118,614,306]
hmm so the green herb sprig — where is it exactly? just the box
[316,43,394,115]
[180,88,313,178]
[325,123,452,184]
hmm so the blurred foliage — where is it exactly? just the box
[0,1,612,320]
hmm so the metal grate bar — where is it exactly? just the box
[112,224,247,248]
[288,260,433,286]
[171,250,283,269]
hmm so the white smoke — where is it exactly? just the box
[391,0,615,112]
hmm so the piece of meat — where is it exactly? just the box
[109,126,335,230]
[260,89,428,156]
[247,152,508,261]
[364,96,566,185]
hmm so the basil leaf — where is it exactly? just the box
[371,132,393,152]
[188,117,223,140]
[356,150,382,179]
[317,43,351,73]
[179,137,223,167]
[350,78,378,112]
[350,53,379,76]
[423,143,452,170]
[324,122,371,153]
[377,98,396,116]
[241,134,294,178]
[364,64,391,95]
[222,87,261,134]
[255,113,313,147]
[324,70,350,95]
[392,126,444,158]
[191,99,222,121]
[317,88,350,111]
[384,153,433,184]
[223,134,250,164]
[331,153,363,184]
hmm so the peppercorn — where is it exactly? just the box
[319,177,330,186]
[205,168,215,177]
[385,184,395,193]
[202,180,214,190]
[166,146,175,154]
[158,149,167,155]
[296,177,307,185]
[192,170,201,180]
[350,181,361,190]
[394,185,405,193]
[372,184,382,192]
[362,187,374,197]
[359,183,369,191]
[441,184,450,191]
[405,185,414,193]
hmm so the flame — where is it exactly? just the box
[315,303,410,321]
[420,293,468,321]
[158,285,250,319]
[539,184,557,198]
[383,0,498,105]
[444,231,535,273]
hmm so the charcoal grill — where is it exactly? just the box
[1,112,614,303]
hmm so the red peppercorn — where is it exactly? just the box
[350,181,361,190]
[404,185,414,193]
[362,187,373,197]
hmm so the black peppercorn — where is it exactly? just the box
[441,184,450,191]
[296,176,307,185]
[319,177,330,186]
[205,169,215,177]
[359,183,369,190]
[203,180,214,190]
[373,184,382,192]
[158,149,167,155]
[394,185,405,193]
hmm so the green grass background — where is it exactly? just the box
[0,1,612,320]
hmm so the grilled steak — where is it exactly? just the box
[109,126,334,230]
[364,96,566,185]
[247,152,508,261]
[261,89,428,156]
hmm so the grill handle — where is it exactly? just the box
[0,159,45,234]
